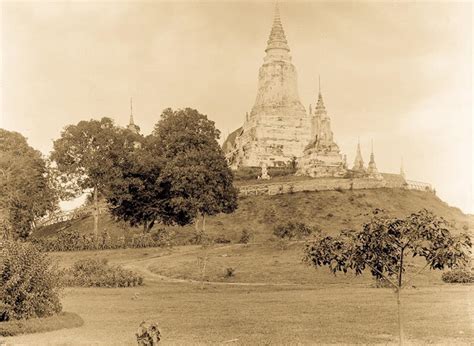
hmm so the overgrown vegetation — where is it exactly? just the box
[107,108,238,233]
[239,229,252,244]
[442,268,474,283]
[0,129,59,239]
[1,240,62,321]
[136,321,161,345]
[273,221,316,240]
[61,258,143,287]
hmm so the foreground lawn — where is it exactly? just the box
[4,282,472,345]
[3,246,473,345]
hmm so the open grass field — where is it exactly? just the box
[3,244,473,345]
[6,189,471,344]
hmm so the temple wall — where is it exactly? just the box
[237,177,433,197]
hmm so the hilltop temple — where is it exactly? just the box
[221,4,419,187]
[223,5,312,168]
[223,5,350,177]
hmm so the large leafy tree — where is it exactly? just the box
[50,117,128,234]
[0,129,58,239]
[106,134,169,232]
[303,209,471,345]
[107,108,238,232]
[151,108,238,230]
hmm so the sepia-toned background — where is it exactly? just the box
[1,1,472,213]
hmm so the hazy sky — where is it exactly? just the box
[1,1,472,213]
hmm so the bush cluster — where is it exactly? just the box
[31,229,174,252]
[441,268,474,284]
[136,321,161,345]
[273,221,315,240]
[1,240,62,321]
[62,258,143,288]
[239,229,252,244]
[214,235,231,244]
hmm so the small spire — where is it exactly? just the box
[315,75,326,113]
[129,97,135,125]
[353,138,365,171]
[369,139,375,164]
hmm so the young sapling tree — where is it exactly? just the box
[303,209,471,345]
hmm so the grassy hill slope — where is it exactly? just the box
[36,188,471,243]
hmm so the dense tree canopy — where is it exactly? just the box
[50,117,132,233]
[0,129,58,239]
[152,108,238,227]
[107,108,238,231]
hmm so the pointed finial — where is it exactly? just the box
[318,75,321,95]
[265,2,289,53]
[371,139,374,154]
[129,97,134,125]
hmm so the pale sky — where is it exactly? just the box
[1,1,472,214]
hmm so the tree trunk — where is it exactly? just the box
[148,219,155,232]
[397,248,405,345]
[397,288,404,345]
[202,214,206,232]
[93,185,98,235]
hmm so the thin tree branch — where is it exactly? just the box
[401,261,431,288]
[363,261,399,290]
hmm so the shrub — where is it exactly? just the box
[136,321,161,345]
[224,267,236,278]
[442,268,474,283]
[273,221,314,240]
[62,258,144,288]
[0,240,62,321]
[214,235,231,244]
[239,229,252,244]
[31,229,173,252]
[189,230,213,246]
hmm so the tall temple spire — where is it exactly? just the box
[265,3,290,53]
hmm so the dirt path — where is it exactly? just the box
[122,245,303,288]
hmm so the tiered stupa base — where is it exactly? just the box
[296,141,346,178]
